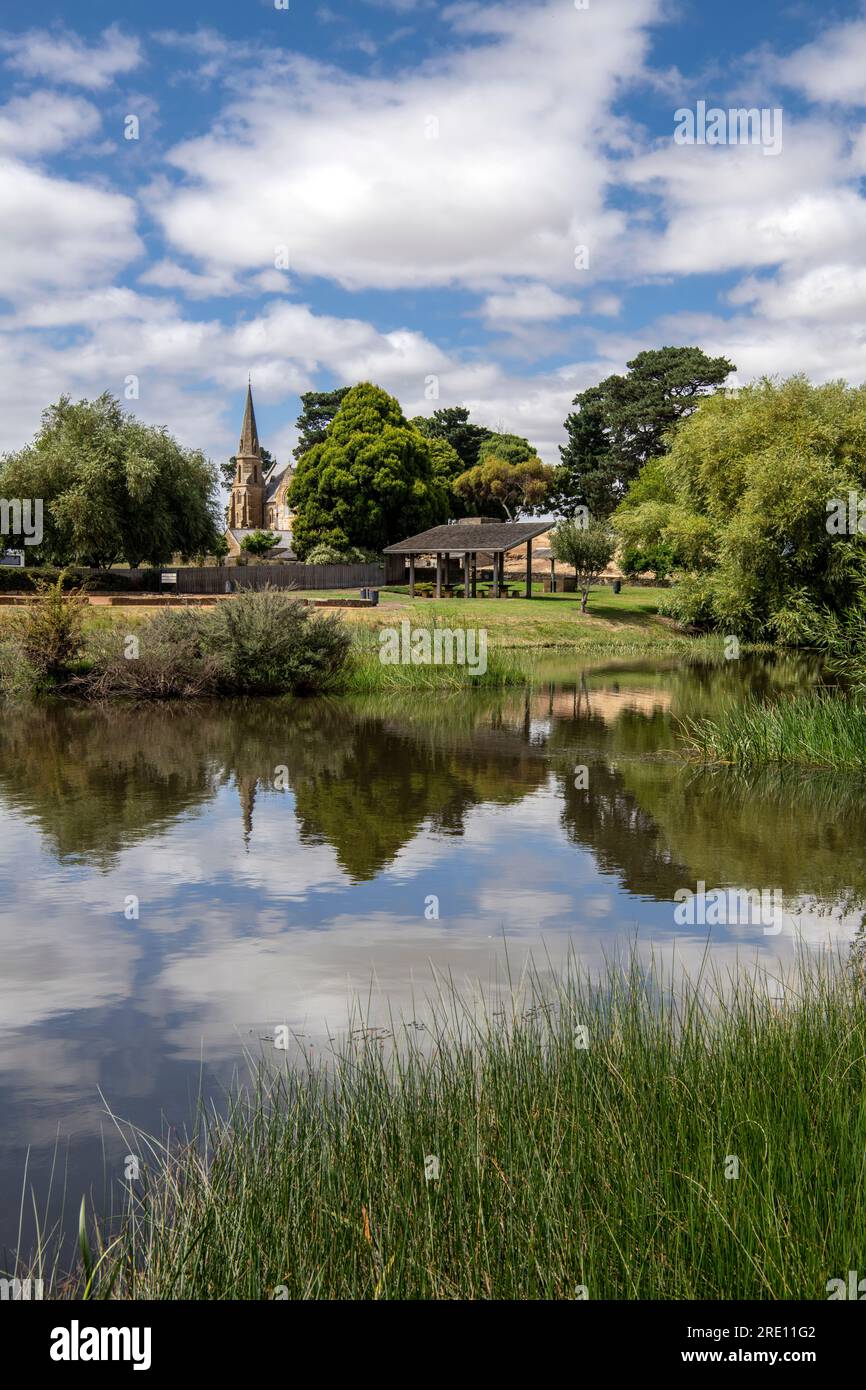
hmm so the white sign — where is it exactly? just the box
[0,550,24,568]
[161,572,177,585]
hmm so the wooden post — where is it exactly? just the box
[492,550,500,598]
[409,554,416,597]
[435,552,442,599]
[463,550,471,599]
[525,538,532,599]
[471,554,477,598]
[550,557,556,593]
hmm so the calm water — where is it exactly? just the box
[0,654,861,1260]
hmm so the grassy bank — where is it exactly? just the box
[0,584,688,653]
[43,953,866,1300]
[684,689,866,771]
[0,584,727,699]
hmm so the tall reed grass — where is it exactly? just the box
[28,950,866,1301]
[683,689,866,771]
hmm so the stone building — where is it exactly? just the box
[225,383,296,558]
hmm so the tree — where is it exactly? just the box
[548,519,616,612]
[556,346,735,518]
[0,394,222,568]
[221,447,274,494]
[550,397,618,521]
[240,530,280,557]
[422,435,476,519]
[411,406,492,472]
[287,383,449,557]
[293,387,351,462]
[476,432,537,468]
[611,376,866,639]
[453,454,554,521]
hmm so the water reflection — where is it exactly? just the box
[0,654,860,1257]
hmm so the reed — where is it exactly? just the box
[26,949,866,1301]
[683,689,866,771]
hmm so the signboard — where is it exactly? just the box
[161,572,178,586]
[0,551,24,568]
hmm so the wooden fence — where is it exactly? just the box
[162,562,386,594]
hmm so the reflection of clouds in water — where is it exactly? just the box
[0,817,140,1037]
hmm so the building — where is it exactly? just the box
[225,383,296,558]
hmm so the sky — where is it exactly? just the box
[1,0,865,472]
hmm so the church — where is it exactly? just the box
[225,383,296,558]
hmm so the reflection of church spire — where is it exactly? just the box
[237,775,258,850]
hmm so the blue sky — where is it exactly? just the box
[1,0,865,473]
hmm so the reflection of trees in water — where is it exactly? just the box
[292,717,546,881]
[619,761,866,912]
[546,680,866,909]
[0,705,220,868]
[0,697,547,880]
[1,656,858,907]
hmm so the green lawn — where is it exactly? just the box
[0,584,705,662]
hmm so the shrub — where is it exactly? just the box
[658,574,718,629]
[78,608,223,700]
[620,540,677,582]
[240,531,280,557]
[305,543,371,565]
[3,574,87,690]
[202,588,352,694]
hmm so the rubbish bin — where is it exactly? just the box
[612,579,622,594]
[369,589,379,606]
[360,588,369,600]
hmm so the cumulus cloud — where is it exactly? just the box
[152,0,657,292]
[0,91,101,157]
[0,157,140,300]
[773,18,866,105]
[481,282,582,324]
[0,22,142,91]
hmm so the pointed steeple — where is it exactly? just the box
[238,381,260,457]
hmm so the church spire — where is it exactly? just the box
[238,381,260,457]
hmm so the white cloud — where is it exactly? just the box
[774,18,866,105]
[0,23,142,91]
[152,0,657,292]
[0,157,140,301]
[0,91,101,157]
[481,282,582,324]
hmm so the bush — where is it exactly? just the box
[78,608,223,700]
[240,531,280,557]
[202,588,352,694]
[657,574,717,628]
[620,541,677,582]
[2,574,87,691]
[305,543,372,565]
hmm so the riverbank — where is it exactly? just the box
[34,952,866,1300]
[0,584,736,699]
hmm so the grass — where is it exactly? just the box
[683,688,866,772]
[23,949,866,1300]
[0,585,689,654]
[342,618,536,692]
